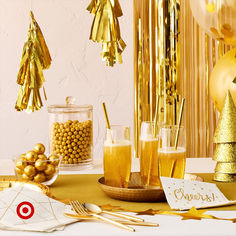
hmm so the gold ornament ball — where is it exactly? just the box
[24,165,36,177]
[25,151,38,162]
[44,164,56,176]
[49,154,60,166]
[33,143,45,154]
[15,160,26,170]
[38,154,47,160]
[210,48,236,112]
[34,173,46,183]
[35,159,47,171]
[22,173,32,181]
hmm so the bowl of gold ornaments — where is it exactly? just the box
[13,143,61,186]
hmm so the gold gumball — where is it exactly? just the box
[15,167,23,175]
[38,154,47,160]
[24,165,36,177]
[33,143,46,154]
[44,164,56,176]
[25,151,38,162]
[46,174,54,181]
[35,159,47,171]
[34,173,46,183]
[22,173,32,181]
[49,154,60,166]
[18,154,26,161]
[15,160,26,170]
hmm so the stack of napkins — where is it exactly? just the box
[0,185,77,232]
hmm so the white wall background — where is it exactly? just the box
[0,0,133,162]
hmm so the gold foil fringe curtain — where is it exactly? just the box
[15,11,51,113]
[134,0,230,158]
[134,0,182,158]
[87,0,126,66]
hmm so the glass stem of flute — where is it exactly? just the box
[153,95,159,138]
[102,102,113,143]
[174,98,185,150]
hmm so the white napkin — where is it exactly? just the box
[0,185,77,232]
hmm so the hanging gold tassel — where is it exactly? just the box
[15,11,51,113]
[87,0,126,66]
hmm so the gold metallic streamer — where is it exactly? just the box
[15,11,51,113]
[87,0,126,66]
[133,0,181,158]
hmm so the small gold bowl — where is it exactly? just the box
[13,154,62,186]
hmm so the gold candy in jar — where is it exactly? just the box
[24,165,36,177]
[34,173,46,183]
[25,150,38,162]
[50,119,92,164]
[14,143,61,184]
[44,164,56,176]
[35,159,47,171]
[33,143,46,154]
[48,98,93,167]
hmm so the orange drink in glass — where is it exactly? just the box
[158,125,186,179]
[140,122,160,186]
[103,126,131,188]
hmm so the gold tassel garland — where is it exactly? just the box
[87,0,126,66]
[15,11,51,113]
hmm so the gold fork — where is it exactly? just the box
[70,201,135,232]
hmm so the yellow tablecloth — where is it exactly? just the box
[50,173,236,211]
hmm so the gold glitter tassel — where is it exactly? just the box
[87,0,126,66]
[15,11,51,113]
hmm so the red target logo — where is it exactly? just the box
[16,202,34,219]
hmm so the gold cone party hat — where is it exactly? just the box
[213,90,236,143]
[214,173,236,182]
[213,143,236,162]
[215,162,236,174]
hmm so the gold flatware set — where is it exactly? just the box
[65,200,159,232]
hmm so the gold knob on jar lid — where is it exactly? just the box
[66,96,76,105]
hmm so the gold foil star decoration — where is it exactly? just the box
[15,11,51,113]
[135,209,161,216]
[100,204,124,212]
[87,0,126,66]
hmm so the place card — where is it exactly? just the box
[160,177,236,210]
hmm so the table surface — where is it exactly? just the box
[0,158,235,236]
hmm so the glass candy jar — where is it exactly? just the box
[48,97,93,169]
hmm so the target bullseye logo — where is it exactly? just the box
[16,201,34,220]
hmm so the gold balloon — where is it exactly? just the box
[24,165,36,177]
[34,173,46,183]
[35,159,47,171]
[210,48,236,112]
[190,0,236,45]
[44,164,56,176]
[33,143,45,154]
[49,154,60,166]
[38,154,47,160]
[25,151,38,162]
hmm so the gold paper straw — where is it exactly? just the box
[102,102,111,129]
[102,102,113,143]
[174,98,185,150]
[154,95,160,137]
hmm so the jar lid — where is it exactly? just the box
[48,96,92,114]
